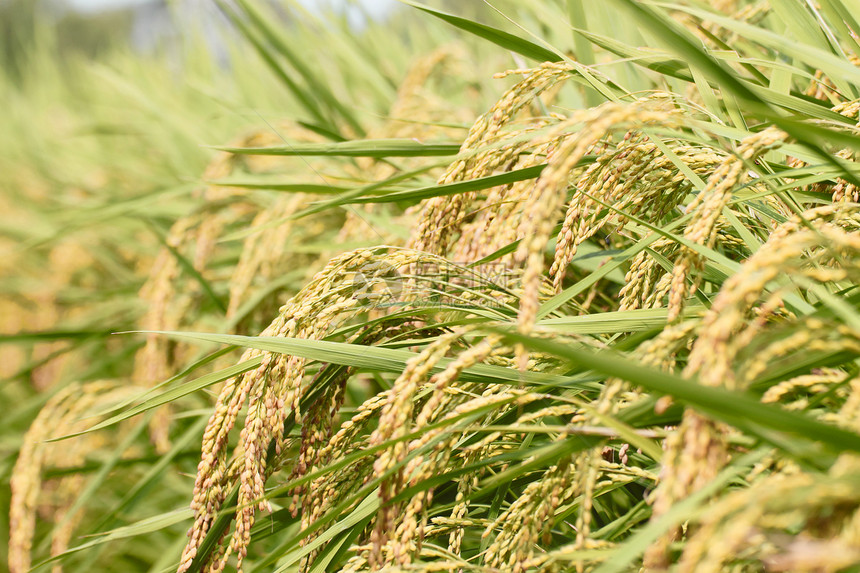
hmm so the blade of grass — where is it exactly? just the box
[213,138,462,157]
[500,330,860,456]
[399,1,563,62]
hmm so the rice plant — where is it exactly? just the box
[4,1,860,572]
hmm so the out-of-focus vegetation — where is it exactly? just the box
[1,0,139,75]
[3,1,860,572]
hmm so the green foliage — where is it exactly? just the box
[3,1,860,572]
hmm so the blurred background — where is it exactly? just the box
[1,0,398,70]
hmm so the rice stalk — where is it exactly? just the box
[8,381,139,573]
[645,203,860,567]
[177,248,522,572]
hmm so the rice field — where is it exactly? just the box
[3,1,860,572]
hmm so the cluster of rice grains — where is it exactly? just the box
[647,204,860,571]
[176,249,533,572]
[9,381,139,573]
[167,50,860,573]
[133,124,339,453]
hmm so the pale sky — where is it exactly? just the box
[66,0,396,17]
